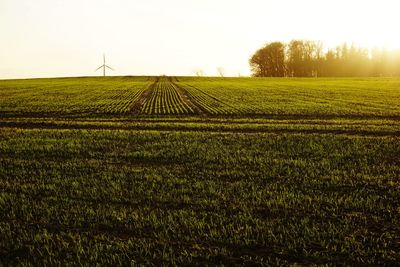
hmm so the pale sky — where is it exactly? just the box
[1,0,400,79]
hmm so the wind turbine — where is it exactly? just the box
[96,54,114,76]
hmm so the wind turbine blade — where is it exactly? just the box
[105,65,114,70]
[95,65,104,71]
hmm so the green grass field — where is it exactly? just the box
[0,76,399,265]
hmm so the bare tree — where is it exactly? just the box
[194,69,204,77]
[217,67,225,77]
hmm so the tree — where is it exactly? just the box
[286,40,321,77]
[217,67,225,77]
[310,41,324,77]
[287,40,305,76]
[322,49,337,76]
[249,42,285,77]
[194,69,204,77]
[250,39,400,77]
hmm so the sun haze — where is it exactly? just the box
[1,0,399,79]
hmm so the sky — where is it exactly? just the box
[1,0,400,79]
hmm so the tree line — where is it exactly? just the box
[250,40,400,77]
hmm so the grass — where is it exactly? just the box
[2,76,400,117]
[0,76,399,265]
[178,77,400,117]
[0,76,151,116]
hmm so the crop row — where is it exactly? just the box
[141,78,194,115]
[95,84,149,114]
[177,83,240,115]
[177,77,400,116]
[181,81,261,114]
[0,77,152,115]
[2,77,400,117]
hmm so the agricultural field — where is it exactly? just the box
[0,76,399,265]
[2,76,400,117]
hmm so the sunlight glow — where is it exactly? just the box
[1,0,400,78]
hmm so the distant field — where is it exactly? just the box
[0,77,399,265]
[1,76,400,117]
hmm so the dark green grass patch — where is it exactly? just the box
[1,128,399,265]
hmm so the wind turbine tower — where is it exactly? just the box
[96,54,114,77]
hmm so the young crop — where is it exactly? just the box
[176,77,400,117]
[0,123,399,265]
[0,76,399,265]
[177,83,239,115]
[140,77,194,115]
[0,77,151,116]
